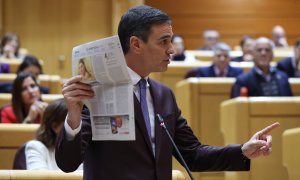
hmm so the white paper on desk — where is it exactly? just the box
[72,35,135,141]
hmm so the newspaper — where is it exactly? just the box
[72,35,135,141]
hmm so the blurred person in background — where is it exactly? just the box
[271,25,289,48]
[0,55,49,93]
[13,98,82,170]
[0,72,48,123]
[231,35,255,62]
[185,42,243,78]
[171,34,196,63]
[0,32,26,60]
[231,37,293,97]
[276,39,300,77]
[17,55,49,94]
[13,98,83,170]
[198,29,219,50]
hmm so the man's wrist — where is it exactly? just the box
[241,144,250,161]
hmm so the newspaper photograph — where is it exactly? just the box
[72,35,135,141]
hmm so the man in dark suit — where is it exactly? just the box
[276,39,300,77]
[231,37,293,98]
[185,42,243,78]
[56,5,279,180]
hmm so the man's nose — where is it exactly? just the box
[168,43,176,55]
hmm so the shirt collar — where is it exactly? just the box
[253,65,276,82]
[254,65,276,75]
[291,57,297,69]
[127,67,149,87]
[213,65,228,77]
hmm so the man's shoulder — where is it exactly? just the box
[148,78,172,91]
[275,69,290,79]
[229,65,243,73]
[277,57,293,66]
[26,140,47,153]
[236,70,254,82]
[197,66,212,76]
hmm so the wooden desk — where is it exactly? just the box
[220,97,300,180]
[186,49,293,62]
[0,124,39,169]
[0,170,82,179]
[174,78,236,180]
[0,170,185,179]
[282,127,300,180]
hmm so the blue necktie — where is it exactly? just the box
[139,79,152,140]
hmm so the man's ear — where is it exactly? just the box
[129,36,142,54]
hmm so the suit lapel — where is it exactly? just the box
[275,72,285,95]
[227,66,233,77]
[148,79,164,160]
[134,94,154,157]
[251,69,263,95]
[209,65,216,77]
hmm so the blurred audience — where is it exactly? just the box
[13,99,81,170]
[198,29,219,50]
[231,35,255,62]
[171,35,196,63]
[0,55,49,93]
[171,35,186,61]
[0,32,26,60]
[17,55,44,78]
[0,72,48,123]
[276,39,300,77]
[0,62,10,73]
[231,37,293,97]
[271,25,289,48]
[17,55,49,93]
[185,42,243,78]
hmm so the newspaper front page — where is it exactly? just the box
[72,35,135,141]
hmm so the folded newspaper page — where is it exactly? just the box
[72,35,135,141]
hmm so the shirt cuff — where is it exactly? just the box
[64,114,82,141]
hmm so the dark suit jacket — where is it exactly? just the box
[185,65,243,79]
[231,68,293,98]
[56,78,250,180]
[276,57,297,77]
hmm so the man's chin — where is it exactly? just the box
[153,66,168,73]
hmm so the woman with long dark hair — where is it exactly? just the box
[0,72,48,123]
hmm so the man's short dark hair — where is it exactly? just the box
[118,5,171,54]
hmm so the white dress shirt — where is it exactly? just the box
[64,67,156,154]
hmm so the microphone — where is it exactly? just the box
[156,114,195,180]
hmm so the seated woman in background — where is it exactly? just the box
[0,32,26,60]
[0,72,48,123]
[14,98,82,170]
[17,55,49,94]
[25,99,71,170]
[0,55,49,93]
